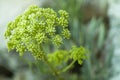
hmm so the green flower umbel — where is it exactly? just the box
[70,46,88,64]
[4,5,70,60]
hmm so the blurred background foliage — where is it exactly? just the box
[0,0,113,80]
[39,0,112,80]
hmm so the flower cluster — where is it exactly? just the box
[47,50,69,67]
[4,5,70,60]
[70,46,88,64]
[47,46,88,68]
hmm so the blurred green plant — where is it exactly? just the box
[4,5,88,80]
[80,18,107,80]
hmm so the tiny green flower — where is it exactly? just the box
[52,35,63,46]
[35,33,46,44]
[58,10,69,19]
[62,29,71,39]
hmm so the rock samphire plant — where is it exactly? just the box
[4,5,87,80]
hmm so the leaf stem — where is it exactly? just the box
[62,60,76,73]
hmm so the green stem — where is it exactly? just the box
[44,56,65,80]
[41,46,63,80]
[44,56,59,76]
[62,60,76,73]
